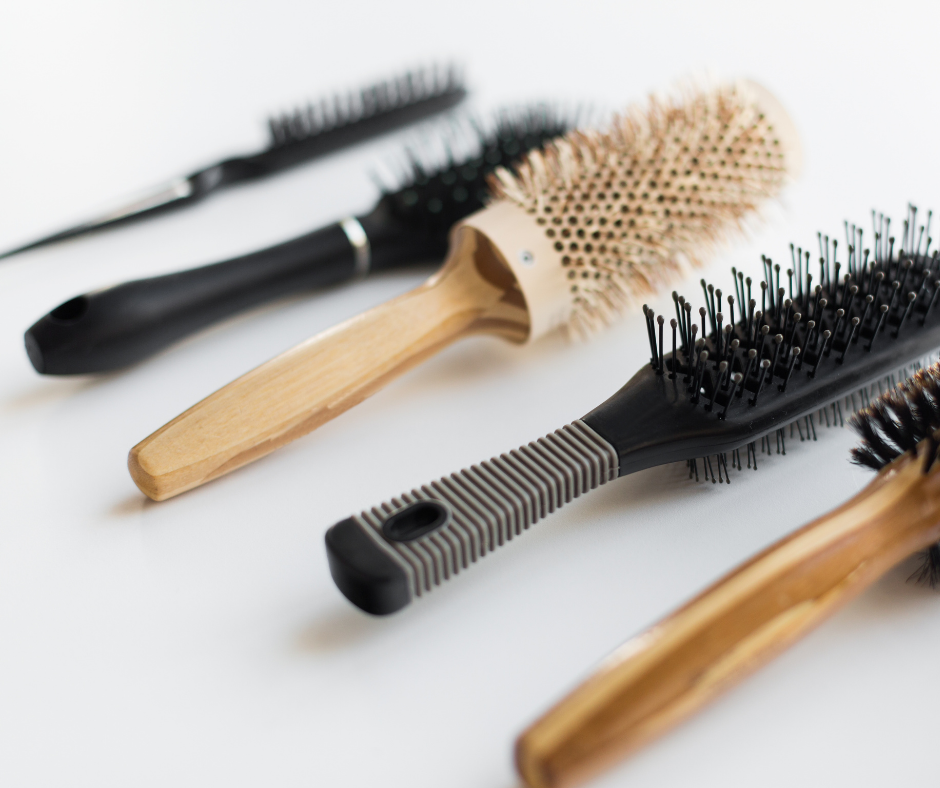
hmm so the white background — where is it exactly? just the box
[2,1,939,786]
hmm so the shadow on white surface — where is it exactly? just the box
[293,603,396,653]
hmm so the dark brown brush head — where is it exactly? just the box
[850,361,940,585]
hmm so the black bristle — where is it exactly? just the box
[267,64,465,148]
[638,205,940,488]
[380,105,577,259]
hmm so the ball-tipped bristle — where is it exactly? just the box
[489,81,798,336]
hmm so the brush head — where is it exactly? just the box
[581,206,940,484]
[266,64,466,148]
[850,360,940,586]
[488,81,800,336]
[357,106,576,273]
[371,106,576,261]
[850,363,940,472]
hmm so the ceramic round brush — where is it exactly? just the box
[515,361,940,788]
[1,65,466,260]
[323,206,939,615]
[24,107,572,374]
[129,80,800,501]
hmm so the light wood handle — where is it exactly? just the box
[128,227,529,500]
[516,448,940,788]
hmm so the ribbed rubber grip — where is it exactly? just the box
[324,420,619,615]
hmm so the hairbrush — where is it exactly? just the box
[128,80,799,502]
[322,205,938,615]
[23,107,572,375]
[514,360,940,788]
[0,65,466,260]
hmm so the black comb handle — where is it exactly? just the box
[25,223,361,375]
[324,421,619,615]
[23,202,446,375]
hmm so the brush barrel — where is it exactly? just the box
[324,420,618,615]
[25,223,361,374]
[515,447,940,788]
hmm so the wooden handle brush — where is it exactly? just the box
[515,363,940,788]
[129,80,801,501]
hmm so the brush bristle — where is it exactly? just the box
[267,64,464,148]
[489,82,797,336]
[380,105,576,245]
[850,362,940,468]
[646,204,939,486]
[850,360,940,585]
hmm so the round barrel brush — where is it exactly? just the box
[24,107,572,374]
[515,360,940,788]
[129,80,800,501]
[322,206,939,615]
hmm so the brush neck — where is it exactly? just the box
[459,201,570,342]
[581,365,759,477]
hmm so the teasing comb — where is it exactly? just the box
[128,80,800,501]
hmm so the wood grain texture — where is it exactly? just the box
[516,446,940,788]
[128,226,529,500]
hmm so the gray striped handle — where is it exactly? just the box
[324,420,620,615]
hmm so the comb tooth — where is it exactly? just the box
[867,305,890,351]
[721,373,743,418]
[752,321,766,356]
[781,298,792,336]
[769,334,784,378]
[830,309,845,353]
[837,318,861,363]
[895,292,917,337]
[706,362,728,412]
[657,315,665,375]
[643,306,657,366]
[750,359,771,405]
[809,330,830,377]
[781,348,800,390]
[843,285,859,323]
[669,319,678,379]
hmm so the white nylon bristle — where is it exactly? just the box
[489,82,799,337]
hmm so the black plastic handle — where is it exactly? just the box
[25,223,358,375]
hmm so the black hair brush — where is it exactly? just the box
[2,65,466,261]
[324,205,939,615]
[515,360,940,788]
[24,106,574,374]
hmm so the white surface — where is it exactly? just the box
[1,2,939,786]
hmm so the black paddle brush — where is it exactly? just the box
[24,106,574,375]
[324,205,939,615]
[2,65,466,261]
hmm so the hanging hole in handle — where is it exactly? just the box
[49,296,88,322]
[382,501,450,542]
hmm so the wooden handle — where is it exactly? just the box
[128,226,529,500]
[516,447,940,788]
